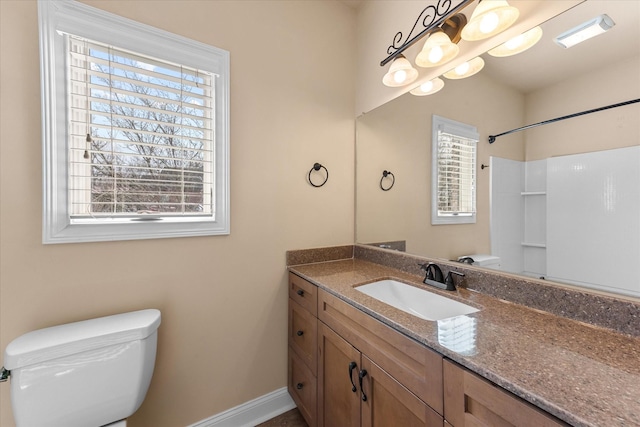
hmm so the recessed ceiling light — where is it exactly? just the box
[554,14,615,49]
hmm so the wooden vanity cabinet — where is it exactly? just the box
[288,274,318,426]
[289,347,317,425]
[317,322,361,426]
[317,287,444,427]
[360,353,443,426]
[289,272,317,316]
[443,360,567,427]
[289,299,317,371]
[288,272,567,427]
[318,318,442,427]
[318,288,444,415]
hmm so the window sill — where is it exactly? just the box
[44,218,229,244]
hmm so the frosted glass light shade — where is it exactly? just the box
[488,26,542,57]
[461,0,519,41]
[415,31,459,68]
[382,54,418,87]
[410,78,445,96]
[443,57,485,79]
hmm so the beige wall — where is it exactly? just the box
[356,71,525,260]
[0,1,355,426]
[525,56,640,160]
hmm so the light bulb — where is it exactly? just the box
[410,77,445,96]
[455,62,470,76]
[462,0,519,41]
[505,34,524,50]
[393,69,407,84]
[420,81,434,92]
[416,31,459,68]
[444,57,484,79]
[480,11,499,34]
[382,54,418,87]
[429,45,444,64]
[488,26,543,57]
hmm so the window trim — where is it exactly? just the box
[39,0,230,243]
[431,115,478,225]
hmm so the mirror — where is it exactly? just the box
[356,0,640,298]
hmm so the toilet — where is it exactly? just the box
[1,309,161,427]
[458,254,502,270]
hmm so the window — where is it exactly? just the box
[68,37,214,218]
[431,115,478,225]
[39,0,229,243]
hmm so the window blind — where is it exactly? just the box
[436,131,476,216]
[67,35,214,218]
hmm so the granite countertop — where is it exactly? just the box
[289,258,640,427]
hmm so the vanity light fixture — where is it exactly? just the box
[554,14,615,49]
[461,0,519,42]
[415,30,460,68]
[410,77,445,96]
[443,57,485,79]
[379,0,518,87]
[382,54,419,87]
[488,26,543,57]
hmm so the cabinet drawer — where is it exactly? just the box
[289,273,318,316]
[443,360,567,427]
[318,289,443,415]
[289,298,318,372]
[289,348,317,427]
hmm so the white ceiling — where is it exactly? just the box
[482,0,640,93]
[349,0,639,95]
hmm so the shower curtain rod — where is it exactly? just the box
[488,98,640,144]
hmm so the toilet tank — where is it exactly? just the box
[458,254,502,270]
[3,309,161,427]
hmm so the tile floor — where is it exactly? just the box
[256,408,307,427]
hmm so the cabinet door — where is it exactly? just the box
[361,356,443,427]
[318,322,361,427]
[443,360,567,427]
[319,289,443,414]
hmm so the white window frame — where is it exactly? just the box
[39,0,230,244]
[431,115,478,225]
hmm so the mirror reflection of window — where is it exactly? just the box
[431,115,478,225]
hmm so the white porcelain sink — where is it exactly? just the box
[355,279,479,321]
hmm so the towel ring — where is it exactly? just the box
[380,170,395,191]
[308,163,329,187]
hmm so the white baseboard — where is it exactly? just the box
[187,387,296,427]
